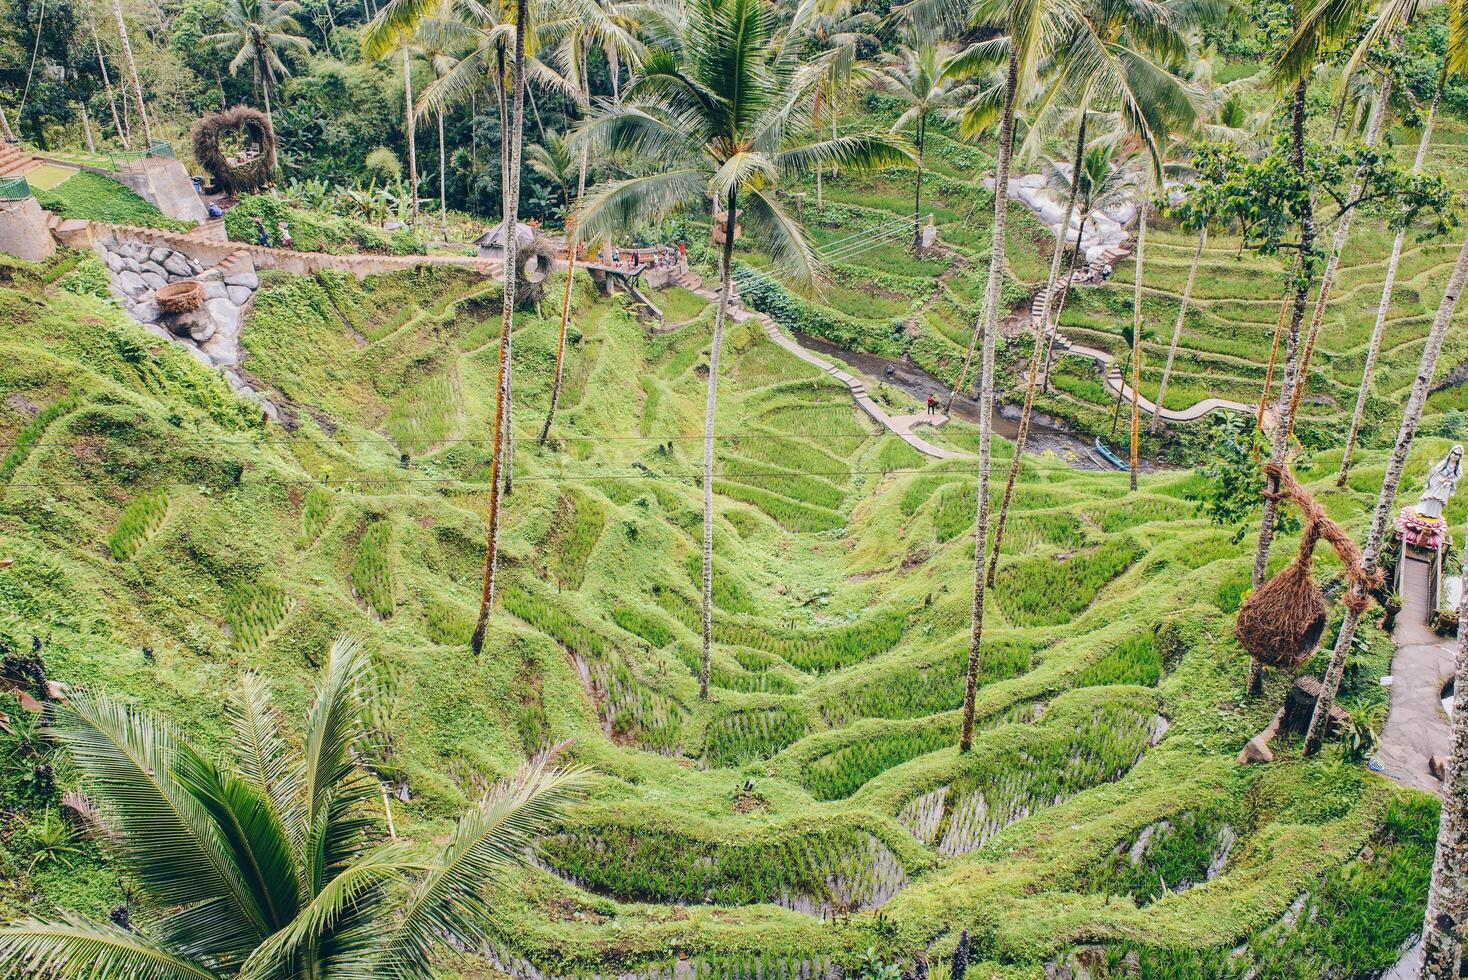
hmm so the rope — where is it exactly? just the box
[1262,462,1382,612]
[17,0,46,123]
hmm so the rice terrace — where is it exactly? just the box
[9,0,1468,976]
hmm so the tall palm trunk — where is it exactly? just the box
[89,13,129,148]
[262,62,278,137]
[1129,199,1147,492]
[1420,519,1468,977]
[1153,226,1205,434]
[540,142,588,445]
[491,49,515,495]
[403,45,419,230]
[1286,77,1390,434]
[913,114,925,252]
[701,192,738,701]
[1303,230,1468,755]
[958,42,1018,754]
[80,104,96,153]
[987,113,1087,587]
[111,0,152,145]
[0,105,11,142]
[1246,78,1314,698]
[1340,74,1442,487]
[438,109,448,241]
[469,0,530,656]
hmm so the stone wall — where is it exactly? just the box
[0,197,57,262]
[95,232,275,420]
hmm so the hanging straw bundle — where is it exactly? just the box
[1235,463,1377,671]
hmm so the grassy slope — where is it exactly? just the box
[0,245,1453,978]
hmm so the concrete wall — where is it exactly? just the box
[116,158,209,224]
[0,197,56,262]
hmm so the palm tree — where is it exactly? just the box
[367,0,555,650]
[109,0,153,144]
[1422,510,1468,977]
[538,6,639,446]
[1038,141,1133,391]
[526,130,579,216]
[1339,65,1448,486]
[1151,218,1205,434]
[908,0,1080,752]
[574,0,910,699]
[806,0,881,208]
[1303,17,1468,758]
[878,39,968,252]
[208,0,313,133]
[410,20,463,240]
[0,637,587,978]
[1302,230,1468,758]
[87,8,131,149]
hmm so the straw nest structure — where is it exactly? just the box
[1235,464,1377,671]
[192,106,276,195]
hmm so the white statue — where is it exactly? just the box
[1416,445,1464,519]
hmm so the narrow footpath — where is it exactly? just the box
[1375,551,1454,794]
[692,286,969,461]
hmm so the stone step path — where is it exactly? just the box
[1061,341,1256,423]
[690,286,968,461]
[50,218,504,280]
[1375,552,1454,794]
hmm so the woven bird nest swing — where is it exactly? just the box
[192,106,277,195]
[1235,463,1380,671]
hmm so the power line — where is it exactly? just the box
[0,429,907,450]
[0,464,971,490]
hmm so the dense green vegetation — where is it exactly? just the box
[0,245,1454,976]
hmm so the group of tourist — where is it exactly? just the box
[606,241,687,273]
[252,216,294,250]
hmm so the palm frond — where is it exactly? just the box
[741,188,823,293]
[228,673,301,824]
[0,915,221,980]
[49,692,266,962]
[238,843,418,977]
[377,757,591,980]
[573,168,708,242]
[774,131,914,175]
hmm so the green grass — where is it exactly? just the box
[106,489,169,559]
[995,537,1144,626]
[0,131,1451,979]
[33,172,193,231]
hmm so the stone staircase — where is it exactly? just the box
[0,143,38,179]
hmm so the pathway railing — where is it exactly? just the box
[110,140,175,171]
[0,176,31,200]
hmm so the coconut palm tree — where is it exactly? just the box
[574,0,910,699]
[1038,140,1133,391]
[878,39,969,252]
[1339,66,1448,486]
[526,130,579,216]
[537,4,641,446]
[109,0,153,145]
[410,19,463,240]
[1302,231,1468,760]
[1422,509,1468,977]
[0,637,587,978]
[208,0,313,132]
[1302,11,1468,760]
[904,0,1081,752]
[805,0,881,208]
